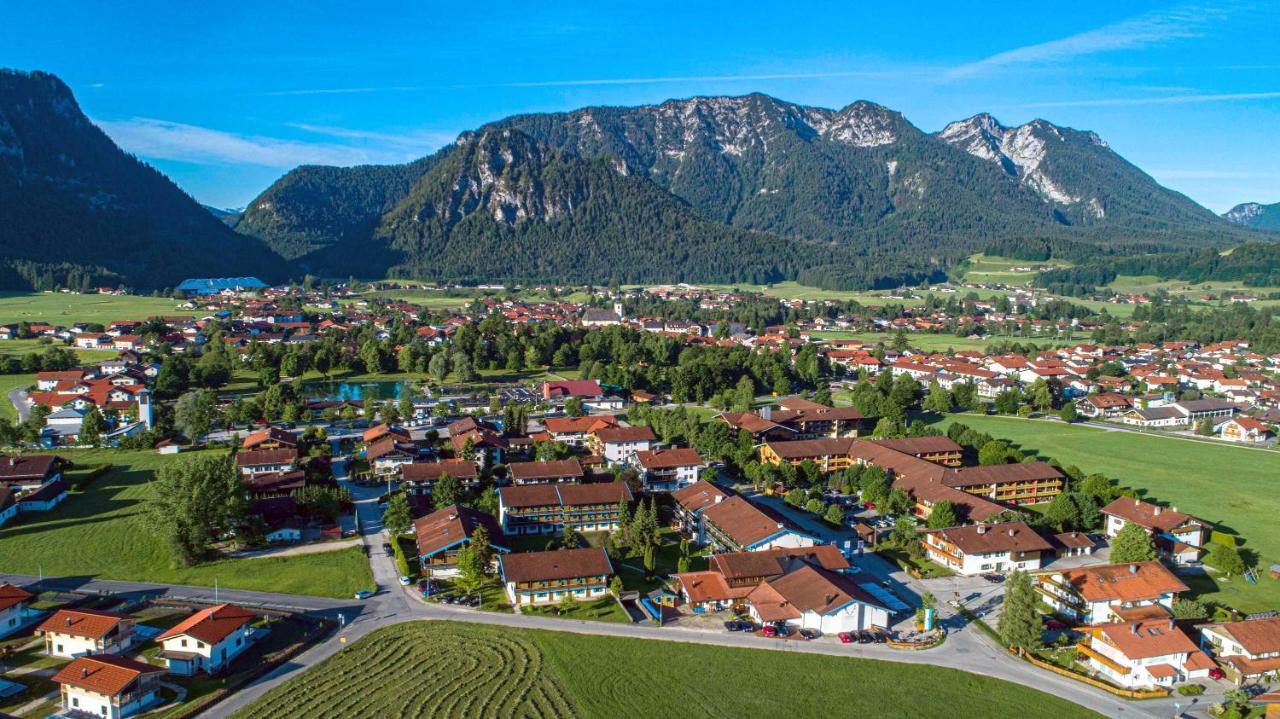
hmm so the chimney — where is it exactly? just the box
[66,616,72,626]
[1131,622,1140,636]
[1154,506,1161,515]
[977,525,988,535]
[1129,564,1138,574]
[1008,528,1016,537]
[81,667,88,678]
[714,494,724,504]
[1168,618,1175,631]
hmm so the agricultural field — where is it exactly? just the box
[233,621,1101,719]
[1105,275,1280,309]
[957,254,1072,286]
[934,414,1280,612]
[0,292,182,326]
[0,448,374,598]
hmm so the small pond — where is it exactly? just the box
[299,379,408,402]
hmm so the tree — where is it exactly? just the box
[382,494,412,536]
[922,381,952,414]
[564,397,584,417]
[428,353,449,383]
[642,544,656,579]
[78,405,105,447]
[1110,522,1158,563]
[454,544,486,595]
[998,570,1041,652]
[1028,378,1053,411]
[978,440,1012,466]
[883,487,912,518]
[993,390,1021,415]
[732,375,755,412]
[145,453,244,566]
[1058,402,1078,423]
[173,389,217,441]
[1171,597,1207,620]
[925,500,958,529]
[1205,542,1246,577]
[824,503,845,525]
[1041,492,1081,532]
[433,473,463,507]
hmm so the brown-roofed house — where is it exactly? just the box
[1079,618,1215,688]
[414,504,508,577]
[52,654,165,717]
[632,447,704,492]
[156,604,256,675]
[700,496,816,553]
[499,547,614,606]
[1102,497,1208,565]
[497,482,632,536]
[921,521,1053,575]
[1034,561,1188,625]
[1200,616,1280,683]
[507,459,584,485]
[38,609,136,658]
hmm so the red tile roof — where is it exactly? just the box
[52,654,162,696]
[156,604,254,645]
[499,547,613,583]
[38,609,129,639]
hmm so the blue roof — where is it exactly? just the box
[176,277,267,294]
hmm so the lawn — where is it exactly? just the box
[934,414,1280,612]
[233,621,1101,719]
[0,373,35,421]
[0,292,182,326]
[0,338,118,364]
[0,449,373,598]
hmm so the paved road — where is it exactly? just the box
[8,387,29,422]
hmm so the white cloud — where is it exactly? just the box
[945,2,1231,79]
[288,123,456,151]
[1025,90,1280,108]
[94,117,445,168]
[1149,168,1280,180]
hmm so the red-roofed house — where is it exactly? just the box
[52,654,165,718]
[156,604,257,676]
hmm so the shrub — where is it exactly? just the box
[1176,684,1204,696]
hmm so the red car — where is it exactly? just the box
[762,625,778,638]
[1208,668,1225,681]
[838,632,854,644]
[1045,619,1068,631]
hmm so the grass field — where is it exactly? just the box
[958,254,1073,286]
[0,338,118,363]
[0,292,182,326]
[0,373,34,421]
[807,330,1091,353]
[233,621,1101,719]
[934,414,1280,612]
[0,449,374,598]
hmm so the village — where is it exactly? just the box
[0,277,1278,719]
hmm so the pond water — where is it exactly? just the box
[300,379,407,402]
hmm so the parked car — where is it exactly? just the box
[464,595,481,607]
[724,620,751,632]
[772,622,790,638]
[1208,668,1226,681]
[398,576,412,586]
[838,632,855,644]
[798,628,820,640]
[382,543,394,557]
[871,629,888,644]
[857,630,873,644]
[354,590,373,600]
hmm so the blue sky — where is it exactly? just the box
[4,0,1278,211]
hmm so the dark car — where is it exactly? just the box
[772,622,790,638]
[382,543,394,557]
[871,629,888,644]
[724,620,749,632]
[798,628,820,640]
[857,630,873,644]
[465,595,482,607]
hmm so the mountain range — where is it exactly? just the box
[1223,201,1280,231]
[0,70,286,291]
[0,68,1273,291]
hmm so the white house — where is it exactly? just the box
[155,604,257,676]
[921,522,1053,576]
[1199,616,1280,684]
[589,425,655,464]
[1033,562,1188,625]
[699,496,817,552]
[746,563,892,634]
[1079,619,1215,688]
[631,447,704,492]
[0,583,35,639]
[51,654,165,719]
[498,547,614,607]
[37,609,136,658]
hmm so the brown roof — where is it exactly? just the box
[156,604,254,644]
[592,426,656,443]
[363,423,409,444]
[702,496,805,548]
[366,436,415,461]
[925,522,1053,555]
[413,504,506,558]
[868,436,963,456]
[1056,562,1189,604]
[508,459,584,483]
[711,546,849,580]
[52,655,163,696]
[242,426,297,450]
[675,571,747,604]
[38,609,129,639]
[671,481,729,513]
[0,454,60,482]
[1209,617,1280,656]
[634,447,703,469]
[1094,619,1198,660]
[234,448,298,467]
[716,412,792,436]
[750,563,886,619]
[764,437,857,460]
[543,415,619,435]
[1101,497,1204,534]
[499,482,631,509]
[944,461,1063,489]
[401,460,478,482]
[1052,531,1097,550]
[0,583,34,613]
[241,469,306,495]
[499,547,613,583]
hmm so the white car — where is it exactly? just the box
[398,576,413,586]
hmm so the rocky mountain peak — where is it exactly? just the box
[937,114,1088,207]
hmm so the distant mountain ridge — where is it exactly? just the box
[0,69,285,290]
[238,93,1265,288]
[1224,201,1280,230]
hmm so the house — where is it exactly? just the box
[155,604,257,676]
[400,460,479,495]
[242,426,298,450]
[1101,498,1208,565]
[497,482,632,536]
[17,478,68,513]
[250,497,304,543]
[715,411,797,442]
[744,562,893,635]
[671,480,730,542]
[0,454,64,491]
[769,397,865,438]
[450,425,507,468]
[363,423,410,446]
[51,654,165,719]
[867,436,963,467]
[36,370,89,391]
[921,522,1053,575]
[1077,618,1215,688]
[542,415,620,447]
[1219,417,1274,444]
[758,437,858,474]
[499,547,614,606]
[588,425,656,464]
[631,447,704,492]
[673,545,851,612]
[1198,616,1280,684]
[414,505,509,577]
[1076,392,1134,419]
[1051,531,1098,558]
[1033,562,1188,625]
[0,486,15,527]
[38,609,136,658]
[541,379,622,410]
[241,469,307,498]
[699,496,818,553]
[507,459,585,485]
[366,435,419,476]
[234,448,297,477]
[943,462,1065,506]
[0,583,35,639]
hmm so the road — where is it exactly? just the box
[8,387,29,422]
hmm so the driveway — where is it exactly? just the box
[8,387,29,422]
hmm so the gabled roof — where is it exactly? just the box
[867,436,962,456]
[0,454,61,482]
[592,426,657,443]
[414,504,507,558]
[1093,619,1197,660]
[1101,497,1204,533]
[1054,561,1188,603]
[542,415,619,435]
[671,480,729,513]
[508,459,584,482]
[52,654,163,696]
[702,496,803,548]
[234,448,297,467]
[1206,617,1280,656]
[750,563,887,620]
[944,461,1063,489]
[711,546,849,580]
[924,522,1052,555]
[499,547,612,583]
[0,582,34,612]
[634,447,703,469]
[156,604,254,645]
[38,609,129,639]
